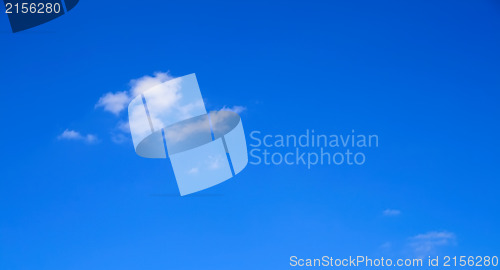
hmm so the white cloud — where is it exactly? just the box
[408,231,456,256]
[95,91,130,115]
[95,72,175,143]
[96,72,246,145]
[58,129,81,140]
[130,71,174,97]
[222,105,246,114]
[58,129,98,144]
[383,209,401,216]
[95,72,174,116]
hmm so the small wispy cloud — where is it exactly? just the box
[380,242,392,249]
[222,105,246,114]
[58,129,98,144]
[109,121,132,144]
[110,133,129,144]
[408,231,456,257]
[95,91,130,115]
[117,121,130,133]
[383,209,401,216]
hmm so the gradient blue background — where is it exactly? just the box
[1,0,499,269]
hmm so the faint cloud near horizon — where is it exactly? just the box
[383,209,401,216]
[408,231,456,257]
[57,129,98,144]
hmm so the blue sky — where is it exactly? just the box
[1,0,500,269]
